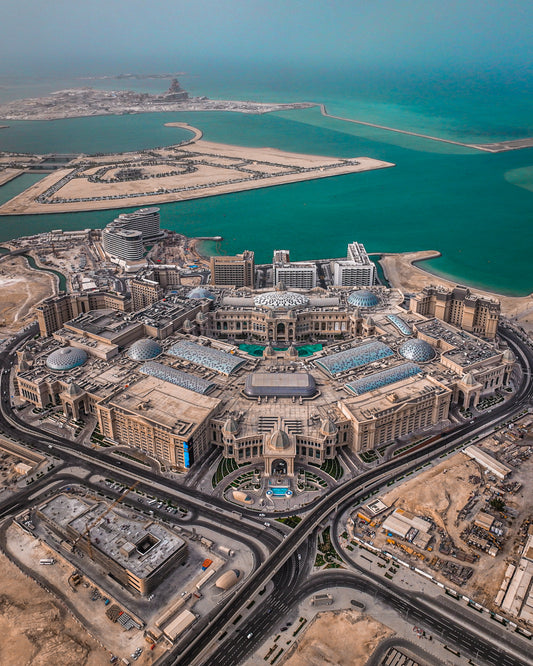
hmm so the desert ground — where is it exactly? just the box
[372,444,533,605]
[0,549,108,665]
[283,609,393,666]
[0,256,56,335]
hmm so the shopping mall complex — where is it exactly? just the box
[15,282,515,476]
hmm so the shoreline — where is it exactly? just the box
[378,250,533,330]
[317,103,533,153]
[0,132,394,216]
[192,239,533,328]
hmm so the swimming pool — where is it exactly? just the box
[267,487,293,497]
[239,343,322,358]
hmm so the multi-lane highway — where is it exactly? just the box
[0,323,532,666]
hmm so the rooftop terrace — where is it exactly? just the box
[416,319,499,368]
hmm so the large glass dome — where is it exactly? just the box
[347,290,380,308]
[254,291,309,309]
[399,338,436,362]
[46,347,88,371]
[187,287,215,300]
[127,338,162,361]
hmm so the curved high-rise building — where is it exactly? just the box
[102,226,144,262]
[113,207,162,241]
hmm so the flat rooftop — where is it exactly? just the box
[108,375,220,437]
[244,372,316,398]
[132,294,200,329]
[40,494,185,578]
[65,309,142,342]
[340,374,450,421]
[415,319,499,368]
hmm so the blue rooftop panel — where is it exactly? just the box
[139,361,216,394]
[345,362,422,396]
[387,314,412,336]
[167,340,247,375]
[347,290,380,308]
[316,341,393,376]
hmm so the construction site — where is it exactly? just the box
[6,483,253,663]
[348,413,533,619]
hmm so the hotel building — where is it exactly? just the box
[410,285,500,339]
[210,251,255,287]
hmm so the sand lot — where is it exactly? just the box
[0,549,108,665]
[284,610,393,666]
[0,256,56,334]
[373,449,533,604]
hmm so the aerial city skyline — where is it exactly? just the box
[0,2,532,665]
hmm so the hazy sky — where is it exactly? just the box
[1,0,532,77]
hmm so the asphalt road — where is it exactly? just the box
[0,324,532,666]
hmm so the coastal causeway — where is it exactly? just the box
[318,104,533,153]
[0,123,394,215]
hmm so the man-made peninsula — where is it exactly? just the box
[0,123,394,215]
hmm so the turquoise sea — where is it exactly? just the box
[0,66,532,296]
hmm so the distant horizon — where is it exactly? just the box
[1,0,532,79]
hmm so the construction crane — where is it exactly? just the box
[72,481,139,559]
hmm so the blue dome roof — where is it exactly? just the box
[127,338,162,361]
[187,287,215,300]
[46,346,88,371]
[399,339,436,362]
[347,290,379,308]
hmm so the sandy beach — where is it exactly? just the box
[379,250,533,332]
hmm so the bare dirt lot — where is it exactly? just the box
[0,256,56,335]
[283,609,393,666]
[373,446,533,605]
[0,549,108,665]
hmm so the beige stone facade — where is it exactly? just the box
[339,375,452,451]
[96,377,221,469]
[15,282,518,474]
[36,291,130,337]
[210,251,255,287]
[410,285,500,339]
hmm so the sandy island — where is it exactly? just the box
[379,250,533,332]
[0,122,394,215]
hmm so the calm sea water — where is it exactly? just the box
[0,66,532,295]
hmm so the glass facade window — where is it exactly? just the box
[46,346,88,371]
[127,338,163,361]
[387,314,412,336]
[187,287,215,300]
[398,338,437,362]
[139,361,216,394]
[316,341,393,376]
[254,291,310,309]
[345,362,421,396]
[168,340,247,375]
[347,290,379,308]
